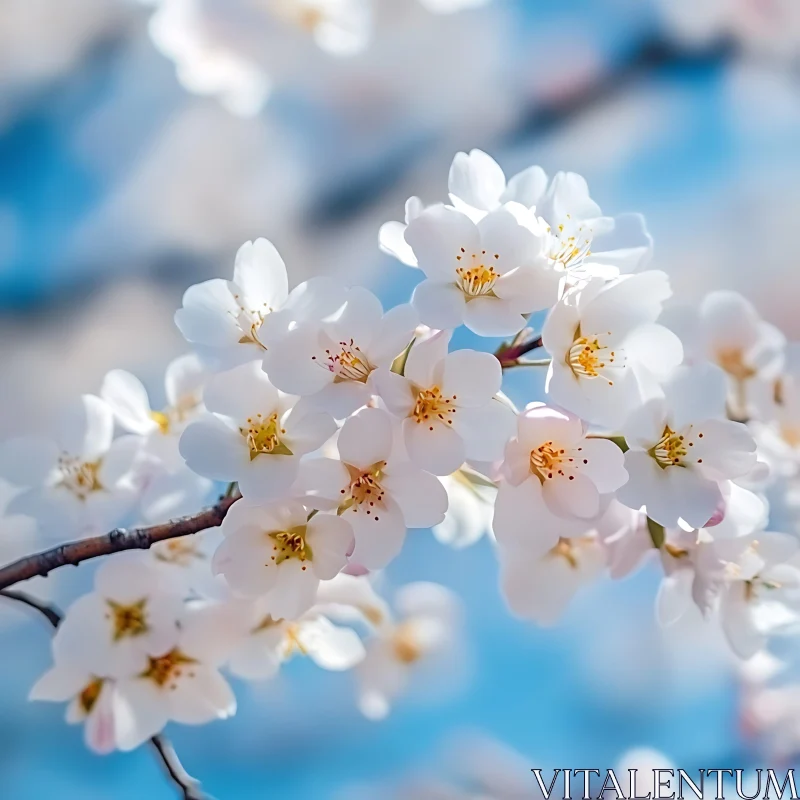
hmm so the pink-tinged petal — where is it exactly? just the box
[516,403,583,450]
[462,296,526,337]
[84,685,118,755]
[576,438,628,494]
[346,498,407,570]
[179,417,249,482]
[441,350,502,407]
[411,280,467,331]
[113,680,168,751]
[692,419,757,481]
[403,417,465,476]
[542,473,600,519]
[668,467,723,530]
[212,533,278,596]
[338,408,393,469]
[404,204,480,280]
[168,668,236,725]
[501,439,533,486]
[306,514,353,580]
[381,462,448,528]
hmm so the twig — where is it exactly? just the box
[0,494,238,592]
[0,589,210,799]
[495,334,544,368]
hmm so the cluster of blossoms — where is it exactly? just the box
[4,148,800,759]
[143,0,492,116]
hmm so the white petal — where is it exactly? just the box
[238,454,300,501]
[84,685,118,754]
[164,353,207,409]
[179,417,248,482]
[411,280,466,331]
[113,680,168,751]
[347,498,407,569]
[379,220,418,266]
[403,417,465,476]
[337,408,393,469]
[657,571,694,627]
[282,409,337,455]
[101,370,155,435]
[448,149,505,212]
[58,395,114,461]
[624,324,684,381]
[403,329,451,388]
[296,617,366,671]
[169,668,236,725]
[442,350,502,406]
[30,664,90,702]
[371,369,415,418]
[503,164,548,208]
[462,296,527,337]
[306,514,353,580]
[576,438,628,494]
[456,401,516,463]
[203,361,280,421]
[263,325,332,396]
[293,457,349,511]
[382,462,448,528]
[542,473,600,519]
[493,479,560,555]
[404,204,480,280]
[368,304,419,367]
[175,279,241,347]
[232,238,289,308]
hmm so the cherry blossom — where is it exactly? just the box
[0,394,143,540]
[542,271,684,428]
[265,286,418,417]
[492,403,628,556]
[212,498,353,619]
[179,360,336,499]
[432,466,496,549]
[373,331,514,475]
[294,407,447,568]
[617,363,757,529]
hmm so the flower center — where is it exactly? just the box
[232,293,271,350]
[567,331,619,385]
[106,598,149,641]
[412,386,457,431]
[547,218,593,272]
[551,538,579,569]
[57,456,103,500]
[78,678,104,715]
[716,347,757,382]
[154,537,205,566]
[241,413,292,459]
[150,410,171,434]
[391,622,424,665]
[529,441,571,482]
[315,339,373,383]
[268,526,312,566]
[650,425,702,469]
[339,461,387,521]
[455,249,500,297]
[141,649,197,689]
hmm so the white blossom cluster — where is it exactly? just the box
[5,148,800,756]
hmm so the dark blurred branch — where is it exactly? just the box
[0,590,210,799]
[0,494,238,592]
[495,333,544,369]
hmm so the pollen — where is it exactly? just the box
[412,386,457,427]
[57,456,104,501]
[141,648,197,689]
[268,525,312,565]
[106,598,149,641]
[391,622,424,664]
[78,678,104,715]
[529,441,568,482]
[651,425,696,469]
[567,334,618,385]
[455,251,499,297]
[716,347,757,383]
[339,461,387,522]
[241,412,292,459]
[319,339,373,383]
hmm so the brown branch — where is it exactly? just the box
[0,589,211,799]
[495,334,544,368]
[0,494,239,592]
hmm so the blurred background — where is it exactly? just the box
[1,0,799,796]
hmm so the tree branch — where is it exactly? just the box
[0,589,211,799]
[495,334,544,368]
[0,494,239,592]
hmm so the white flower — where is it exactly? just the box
[432,466,496,549]
[53,552,185,677]
[296,407,447,568]
[717,532,800,658]
[227,596,365,680]
[150,529,224,599]
[357,582,461,720]
[212,498,353,619]
[492,403,628,556]
[542,271,684,428]
[30,659,120,755]
[446,149,653,276]
[402,202,550,336]
[264,286,417,417]
[617,363,758,529]
[113,602,238,751]
[0,395,142,540]
[179,360,336,500]
[101,354,207,472]
[175,238,346,368]
[499,536,604,626]
[681,290,785,418]
[373,331,514,475]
